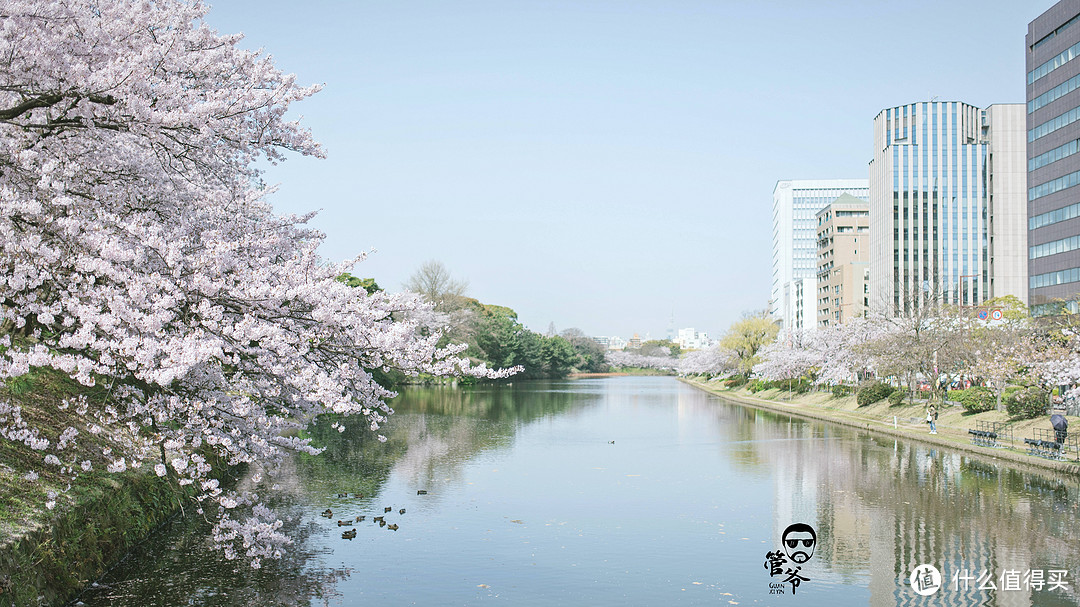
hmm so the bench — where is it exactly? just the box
[1026,428,1065,460]
[968,421,1010,448]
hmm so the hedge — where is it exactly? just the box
[857,381,895,407]
[953,387,996,413]
[831,385,854,398]
[1006,387,1049,420]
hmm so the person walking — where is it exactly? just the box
[927,404,938,434]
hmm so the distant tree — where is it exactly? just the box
[561,328,610,373]
[676,346,735,377]
[540,336,578,378]
[638,340,681,358]
[720,310,780,376]
[404,260,469,310]
[336,273,381,294]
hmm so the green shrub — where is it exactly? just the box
[725,375,748,388]
[748,379,767,393]
[774,378,812,394]
[831,384,853,398]
[856,381,895,407]
[888,390,906,406]
[1006,387,1049,420]
[956,386,995,413]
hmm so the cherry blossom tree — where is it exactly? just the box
[675,346,735,377]
[0,0,514,566]
[606,350,678,371]
[812,317,887,387]
[752,329,820,385]
[968,296,1036,410]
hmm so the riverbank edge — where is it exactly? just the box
[0,461,236,607]
[680,377,1080,479]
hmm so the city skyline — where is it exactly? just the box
[204,1,1047,339]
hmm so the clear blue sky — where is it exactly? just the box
[206,0,1047,340]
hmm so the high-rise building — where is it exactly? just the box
[1028,1,1080,315]
[771,179,869,331]
[816,194,870,327]
[868,102,1027,315]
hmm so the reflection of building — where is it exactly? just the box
[816,194,870,326]
[729,406,1077,607]
[869,101,1028,316]
[1028,1,1080,316]
[772,179,870,332]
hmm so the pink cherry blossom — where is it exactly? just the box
[0,0,517,565]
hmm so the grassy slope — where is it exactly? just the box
[0,369,217,606]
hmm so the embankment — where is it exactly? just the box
[681,377,1080,478]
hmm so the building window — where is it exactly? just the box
[1029,169,1080,201]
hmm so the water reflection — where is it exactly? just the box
[75,378,1080,606]
[706,397,1080,607]
[73,492,350,606]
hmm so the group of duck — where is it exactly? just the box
[320,490,429,539]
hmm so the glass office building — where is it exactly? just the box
[869,101,1027,315]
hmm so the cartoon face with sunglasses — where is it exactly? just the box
[781,523,817,564]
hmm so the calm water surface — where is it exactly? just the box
[75,377,1080,606]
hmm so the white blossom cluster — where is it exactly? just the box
[0,0,516,564]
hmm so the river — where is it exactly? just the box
[73,377,1080,606]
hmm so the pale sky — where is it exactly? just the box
[206,0,1047,340]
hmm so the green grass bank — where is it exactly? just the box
[0,369,238,607]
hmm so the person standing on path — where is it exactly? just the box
[927,404,938,434]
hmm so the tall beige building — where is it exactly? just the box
[816,194,870,326]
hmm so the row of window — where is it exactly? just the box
[1033,300,1080,316]
[1029,104,1080,142]
[1030,72,1080,114]
[1031,266,1080,289]
[1030,233,1080,259]
[1030,138,1080,171]
[1029,38,1080,85]
[1032,11,1080,52]
[1030,200,1080,230]
[1029,168,1080,201]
